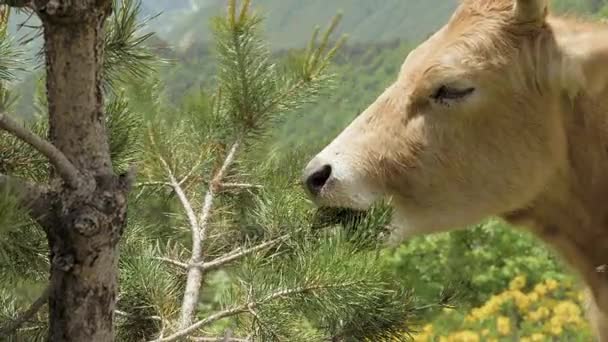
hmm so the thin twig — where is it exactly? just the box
[220,183,263,191]
[199,141,241,243]
[149,282,358,342]
[0,285,50,336]
[0,113,82,188]
[115,310,162,321]
[154,257,188,269]
[178,152,206,186]
[197,235,289,272]
[135,181,173,188]
[247,304,280,341]
[189,337,249,342]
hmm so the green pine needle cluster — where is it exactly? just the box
[105,0,161,91]
[212,0,344,141]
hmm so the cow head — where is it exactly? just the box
[302,0,571,240]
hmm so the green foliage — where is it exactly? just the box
[387,219,569,312]
[0,7,24,84]
[211,0,342,140]
[551,0,608,14]
[231,234,416,341]
[106,90,144,173]
[104,0,161,90]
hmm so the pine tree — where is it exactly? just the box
[0,0,159,340]
[0,0,455,340]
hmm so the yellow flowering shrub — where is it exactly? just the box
[409,276,592,342]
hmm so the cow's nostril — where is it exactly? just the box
[306,164,332,196]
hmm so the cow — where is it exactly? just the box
[302,0,608,339]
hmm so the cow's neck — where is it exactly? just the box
[504,79,608,312]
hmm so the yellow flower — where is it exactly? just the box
[520,338,532,342]
[534,284,548,296]
[497,316,511,336]
[549,323,563,336]
[481,329,490,337]
[510,275,527,290]
[527,292,539,303]
[553,300,581,319]
[527,309,542,322]
[548,315,565,336]
[513,290,531,311]
[531,333,546,341]
[423,324,433,334]
[545,279,559,291]
[447,330,480,342]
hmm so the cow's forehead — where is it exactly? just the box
[399,4,517,87]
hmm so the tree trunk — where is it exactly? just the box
[36,1,129,341]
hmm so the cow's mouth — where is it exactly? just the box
[311,206,368,229]
[310,203,394,244]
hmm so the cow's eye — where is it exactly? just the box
[431,85,475,103]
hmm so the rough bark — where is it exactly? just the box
[31,1,129,341]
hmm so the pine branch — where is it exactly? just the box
[150,282,358,342]
[152,307,247,342]
[178,140,241,329]
[0,173,50,219]
[0,285,50,336]
[155,234,288,271]
[0,113,82,188]
[196,234,289,272]
[154,145,205,330]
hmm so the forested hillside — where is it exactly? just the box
[165,0,458,51]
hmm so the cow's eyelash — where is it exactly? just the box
[431,85,475,103]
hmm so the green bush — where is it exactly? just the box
[386,219,573,309]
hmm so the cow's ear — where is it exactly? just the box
[513,0,548,23]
